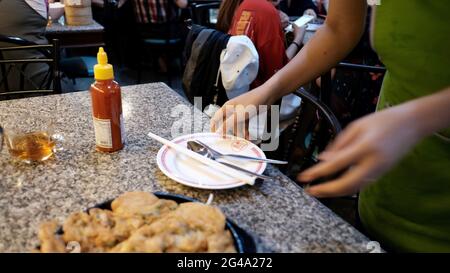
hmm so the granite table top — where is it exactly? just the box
[46,18,104,34]
[0,83,372,253]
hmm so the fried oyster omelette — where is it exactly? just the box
[37,192,236,253]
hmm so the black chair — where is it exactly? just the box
[268,87,369,227]
[0,35,61,98]
[293,64,385,228]
[190,2,221,28]
[274,88,341,181]
[319,62,386,106]
[317,62,386,127]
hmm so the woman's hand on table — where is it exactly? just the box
[210,86,273,138]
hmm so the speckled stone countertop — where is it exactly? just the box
[46,19,104,34]
[0,83,372,253]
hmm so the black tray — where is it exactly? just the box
[42,192,257,253]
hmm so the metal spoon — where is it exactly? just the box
[187,141,274,181]
[194,140,288,165]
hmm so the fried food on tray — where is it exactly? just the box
[206,231,236,253]
[110,217,209,253]
[37,192,236,253]
[38,221,66,253]
[172,202,226,234]
[112,191,178,222]
[111,191,159,215]
[62,208,144,252]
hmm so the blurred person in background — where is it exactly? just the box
[0,0,74,92]
[0,0,48,44]
[129,0,188,23]
[314,0,329,15]
[90,0,187,71]
[272,0,318,29]
[0,0,50,91]
[217,0,306,89]
[91,0,132,66]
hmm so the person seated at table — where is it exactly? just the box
[0,0,50,91]
[0,0,48,44]
[217,0,305,89]
[0,0,74,92]
[274,0,319,29]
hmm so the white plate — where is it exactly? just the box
[156,133,267,189]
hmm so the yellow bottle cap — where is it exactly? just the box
[94,47,114,80]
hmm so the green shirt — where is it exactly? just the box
[359,0,450,252]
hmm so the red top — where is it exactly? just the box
[229,0,288,88]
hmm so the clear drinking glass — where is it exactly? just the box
[0,115,63,163]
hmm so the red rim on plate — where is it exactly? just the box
[156,133,266,189]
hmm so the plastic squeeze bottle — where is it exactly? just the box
[90,47,125,152]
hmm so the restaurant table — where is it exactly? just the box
[0,83,373,252]
[45,19,105,49]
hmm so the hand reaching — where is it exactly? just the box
[298,105,422,198]
[210,86,272,138]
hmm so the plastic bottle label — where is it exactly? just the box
[93,117,113,149]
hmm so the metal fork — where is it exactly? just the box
[195,140,288,164]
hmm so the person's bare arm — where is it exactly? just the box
[279,11,306,60]
[211,0,367,132]
[285,24,306,60]
[265,0,367,104]
[299,87,450,198]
